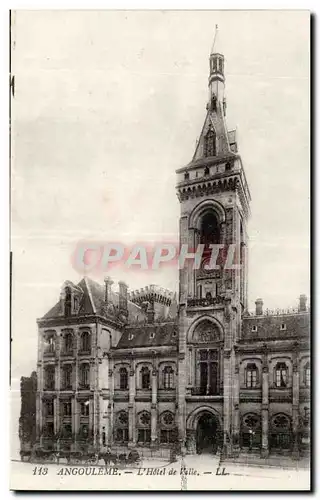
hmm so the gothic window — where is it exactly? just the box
[137,411,151,444]
[197,349,219,395]
[184,172,189,180]
[79,424,89,439]
[79,363,90,389]
[160,411,176,444]
[62,364,73,390]
[80,400,90,417]
[204,128,216,157]
[163,366,174,389]
[65,287,72,317]
[246,363,258,388]
[61,424,72,438]
[240,413,261,450]
[304,362,310,387]
[200,212,220,246]
[44,365,55,390]
[270,414,291,450]
[204,166,210,176]
[119,367,128,390]
[275,362,288,388]
[64,332,73,353]
[44,400,54,417]
[225,162,231,171]
[115,411,129,443]
[141,366,151,390]
[62,400,72,417]
[80,331,91,353]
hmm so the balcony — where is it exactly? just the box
[269,388,292,403]
[187,386,222,401]
[187,296,224,308]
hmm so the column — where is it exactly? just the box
[128,359,136,447]
[233,348,240,455]
[223,350,232,457]
[261,346,269,458]
[107,359,114,446]
[151,367,158,447]
[71,396,76,450]
[292,345,300,458]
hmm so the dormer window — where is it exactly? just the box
[280,323,286,331]
[129,333,134,341]
[251,325,258,333]
[150,332,155,339]
[204,166,210,176]
[184,172,189,181]
[225,162,231,171]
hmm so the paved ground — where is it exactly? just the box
[10,454,311,491]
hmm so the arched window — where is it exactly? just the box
[240,413,261,451]
[141,367,151,390]
[270,413,291,450]
[137,411,151,444]
[80,332,91,353]
[80,400,90,417]
[200,212,220,246]
[204,128,216,157]
[44,365,55,390]
[79,363,90,389]
[62,364,73,390]
[163,366,174,389]
[304,362,310,387]
[115,411,129,443]
[160,411,176,444]
[275,362,288,388]
[246,363,258,388]
[65,287,72,317]
[119,367,128,390]
[43,332,56,354]
[64,332,73,353]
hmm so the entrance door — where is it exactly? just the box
[196,413,219,455]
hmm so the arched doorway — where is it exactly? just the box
[196,412,220,455]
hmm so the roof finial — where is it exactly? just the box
[211,24,220,55]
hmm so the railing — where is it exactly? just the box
[187,296,224,308]
[190,386,221,396]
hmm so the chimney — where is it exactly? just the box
[104,277,113,303]
[299,294,307,312]
[255,298,263,316]
[118,281,128,314]
[147,300,155,324]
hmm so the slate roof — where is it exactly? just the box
[241,312,310,342]
[117,322,178,349]
[42,277,146,323]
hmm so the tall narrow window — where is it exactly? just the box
[65,287,72,317]
[200,212,220,246]
[275,362,288,388]
[163,366,174,389]
[64,332,73,353]
[119,367,128,390]
[80,400,90,416]
[304,362,310,387]
[62,364,73,390]
[141,367,151,389]
[80,332,91,353]
[44,365,55,390]
[197,349,218,395]
[79,364,90,389]
[204,128,216,157]
[246,363,258,388]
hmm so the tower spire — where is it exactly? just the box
[211,24,221,55]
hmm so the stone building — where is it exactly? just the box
[32,28,310,460]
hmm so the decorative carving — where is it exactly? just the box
[192,319,220,343]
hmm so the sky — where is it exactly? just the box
[11,9,309,399]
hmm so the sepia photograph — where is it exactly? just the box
[10,10,310,491]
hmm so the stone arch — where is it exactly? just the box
[186,406,222,430]
[189,199,226,230]
[187,314,224,343]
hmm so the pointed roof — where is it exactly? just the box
[211,24,222,55]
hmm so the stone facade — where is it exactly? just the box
[30,30,310,460]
